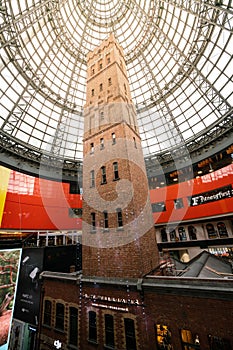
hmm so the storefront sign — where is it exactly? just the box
[190,185,233,206]
[82,293,143,307]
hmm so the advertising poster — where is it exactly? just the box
[0,248,22,350]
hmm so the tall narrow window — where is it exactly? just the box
[117,208,123,228]
[89,311,97,343]
[99,62,103,70]
[100,83,103,92]
[55,303,64,330]
[90,142,94,153]
[103,211,109,229]
[90,170,95,187]
[100,138,104,150]
[91,89,94,96]
[69,307,78,346]
[124,318,137,350]
[43,300,52,326]
[113,162,119,180]
[108,77,112,86]
[91,212,96,231]
[217,222,228,238]
[112,132,116,144]
[101,166,107,184]
[105,314,114,348]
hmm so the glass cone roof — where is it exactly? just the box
[0,0,232,167]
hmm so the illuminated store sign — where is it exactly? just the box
[190,185,233,206]
[83,294,143,307]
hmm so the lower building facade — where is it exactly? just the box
[37,272,233,350]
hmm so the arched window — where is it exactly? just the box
[43,300,52,326]
[161,228,168,242]
[217,222,228,238]
[113,162,119,180]
[124,318,136,350]
[105,314,114,348]
[188,225,197,240]
[178,227,187,241]
[206,223,217,239]
[89,311,97,342]
[69,307,78,346]
[55,303,64,330]
[101,166,107,184]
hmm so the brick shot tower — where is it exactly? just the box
[82,34,159,278]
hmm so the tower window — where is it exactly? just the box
[99,62,103,70]
[133,137,137,148]
[117,208,123,228]
[105,314,114,348]
[107,55,111,64]
[91,66,95,75]
[100,111,104,119]
[89,311,97,343]
[91,89,94,96]
[101,166,107,184]
[90,170,95,187]
[91,212,96,231]
[108,77,112,86]
[103,211,109,229]
[100,138,104,150]
[112,132,116,144]
[90,142,94,153]
[113,162,119,180]
[100,83,103,92]
[55,303,64,330]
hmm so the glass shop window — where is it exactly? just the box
[69,307,78,346]
[206,223,217,239]
[161,228,168,242]
[43,300,52,326]
[124,318,137,350]
[181,329,200,349]
[169,229,177,242]
[105,314,114,348]
[188,225,197,240]
[178,227,187,241]
[151,202,166,212]
[55,303,64,331]
[101,166,107,184]
[89,311,97,343]
[217,222,228,238]
[156,324,173,350]
[208,335,232,350]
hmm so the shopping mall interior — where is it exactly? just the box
[0,1,233,350]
